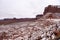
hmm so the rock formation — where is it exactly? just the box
[43,5,60,15]
[36,5,60,19]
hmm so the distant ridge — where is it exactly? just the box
[0,18,36,25]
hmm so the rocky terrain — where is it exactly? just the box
[0,19,60,40]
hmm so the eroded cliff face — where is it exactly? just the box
[43,5,60,15]
[43,5,60,19]
[36,5,60,19]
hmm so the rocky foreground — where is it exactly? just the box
[0,19,60,40]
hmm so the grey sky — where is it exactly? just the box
[0,0,60,19]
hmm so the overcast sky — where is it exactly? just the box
[0,0,60,19]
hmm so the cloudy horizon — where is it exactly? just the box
[0,0,60,19]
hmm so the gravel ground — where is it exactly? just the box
[0,19,60,40]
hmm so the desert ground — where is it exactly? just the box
[0,19,60,40]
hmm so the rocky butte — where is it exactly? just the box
[36,5,60,19]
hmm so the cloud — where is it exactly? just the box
[0,0,60,19]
